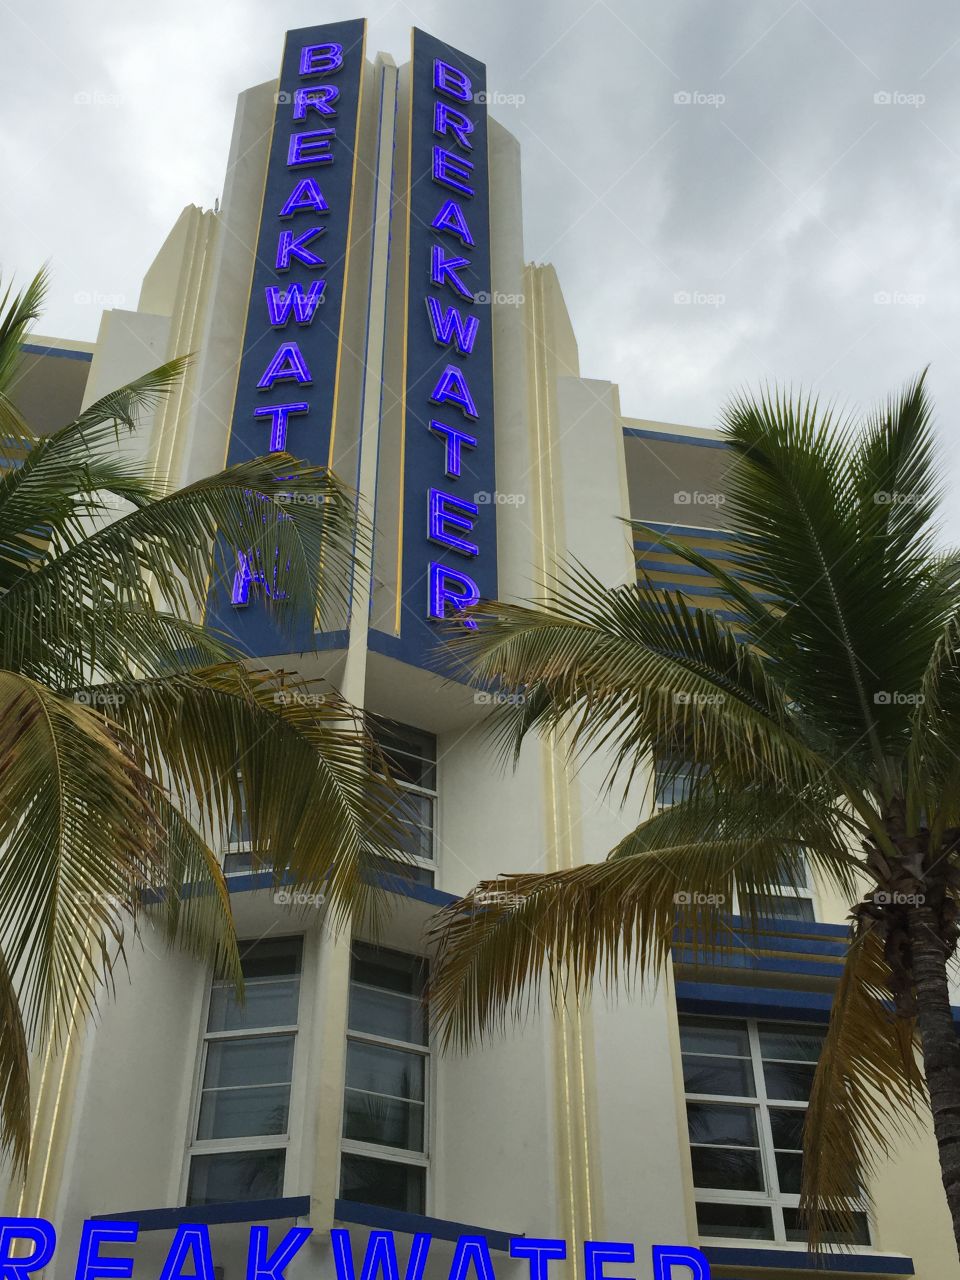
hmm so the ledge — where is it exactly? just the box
[703,1244,913,1275]
[334,1198,518,1252]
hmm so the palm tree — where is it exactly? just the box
[0,269,405,1175]
[428,371,960,1257]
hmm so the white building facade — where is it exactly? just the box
[4,19,955,1280]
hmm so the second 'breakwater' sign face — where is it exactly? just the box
[388,28,498,669]
[208,18,365,656]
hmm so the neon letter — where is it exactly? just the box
[257,341,312,389]
[433,147,475,197]
[430,364,479,418]
[159,1227,215,1280]
[294,86,340,119]
[434,59,472,102]
[288,130,335,168]
[0,1219,56,1280]
[428,563,480,625]
[265,281,326,326]
[510,1241,567,1280]
[650,1246,710,1280]
[276,227,325,270]
[75,1222,136,1280]
[330,1230,431,1280]
[279,177,329,218]
[429,421,477,478]
[430,245,473,302]
[428,489,479,556]
[247,1227,313,1280]
[425,297,479,355]
[430,199,475,247]
[300,43,344,76]
[584,1243,634,1280]
[254,402,309,452]
[434,102,474,150]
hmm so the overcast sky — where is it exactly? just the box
[4,0,960,527]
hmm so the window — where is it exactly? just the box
[680,1015,868,1246]
[340,942,429,1214]
[186,937,303,1205]
[654,757,702,810]
[368,717,438,887]
[736,856,816,923]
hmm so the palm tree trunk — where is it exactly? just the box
[908,904,960,1257]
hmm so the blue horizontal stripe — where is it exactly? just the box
[624,426,728,450]
[94,1196,310,1230]
[702,1245,913,1274]
[674,948,843,979]
[674,927,848,959]
[20,342,93,362]
[675,980,834,1022]
[639,521,731,540]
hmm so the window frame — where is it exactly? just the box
[340,943,431,1212]
[181,936,307,1205]
[368,718,439,886]
[681,1014,872,1248]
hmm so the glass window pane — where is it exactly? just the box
[349,985,426,1045]
[197,1084,290,1139]
[369,719,437,790]
[762,1060,817,1102]
[775,1149,803,1194]
[769,1107,805,1150]
[207,978,300,1032]
[340,1153,426,1214]
[679,1019,750,1058]
[203,1036,295,1090]
[346,1041,424,1101]
[686,1103,758,1147]
[690,1146,764,1192]
[759,1025,824,1063]
[695,1201,773,1241]
[747,894,815,922]
[390,792,434,860]
[343,1089,425,1151]
[187,1149,285,1206]
[783,1207,870,1246]
[682,1053,754,1097]
[351,944,427,998]
[239,937,303,980]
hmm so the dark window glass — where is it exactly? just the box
[340,1154,426,1214]
[682,1054,754,1097]
[690,1146,764,1192]
[746,893,816,922]
[368,717,437,790]
[679,1019,751,1058]
[695,1202,773,1241]
[187,1149,285,1206]
[783,1208,870,1246]
[762,1060,817,1102]
[349,943,427,1045]
[759,1025,824,1064]
[686,1103,758,1146]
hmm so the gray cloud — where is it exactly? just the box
[4,0,960,532]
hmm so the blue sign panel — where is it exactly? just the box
[379,28,497,669]
[207,19,366,656]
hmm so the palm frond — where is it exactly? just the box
[0,942,30,1174]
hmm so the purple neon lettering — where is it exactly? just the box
[430,199,475,247]
[265,281,326,326]
[425,297,479,356]
[293,85,340,119]
[428,562,480,627]
[276,227,325,270]
[428,488,479,556]
[429,420,477,478]
[430,245,473,301]
[278,177,329,218]
[433,59,472,102]
[433,146,475,197]
[288,130,335,168]
[257,341,312,389]
[253,402,309,452]
[434,101,474,150]
[430,364,479,419]
[299,43,344,76]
